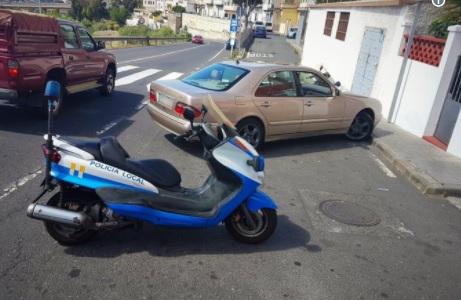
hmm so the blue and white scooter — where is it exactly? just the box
[27,81,278,245]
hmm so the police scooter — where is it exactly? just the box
[26,81,278,245]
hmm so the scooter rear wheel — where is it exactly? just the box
[44,193,97,246]
[225,208,277,244]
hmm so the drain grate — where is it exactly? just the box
[319,200,381,227]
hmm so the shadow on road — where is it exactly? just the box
[64,215,321,257]
[0,90,145,138]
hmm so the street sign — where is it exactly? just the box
[230,18,238,33]
[230,31,236,39]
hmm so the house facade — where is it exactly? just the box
[299,0,461,159]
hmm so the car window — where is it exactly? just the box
[77,27,96,51]
[60,24,79,49]
[297,71,332,97]
[182,63,249,91]
[255,71,298,97]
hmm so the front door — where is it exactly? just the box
[351,27,385,97]
[59,24,88,84]
[253,70,303,135]
[296,71,345,132]
[76,27,104,80]
[435,56,461,144]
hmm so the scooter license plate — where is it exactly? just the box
[158,93,174,109]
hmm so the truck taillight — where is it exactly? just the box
[7,60,19,78]
[149,89,157,103]
[41,145,61,163]
[174,102,201,118]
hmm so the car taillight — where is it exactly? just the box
[174,102,201,118]
[149,89,157,103]
[41,145,61,163]
[7,60,19,78]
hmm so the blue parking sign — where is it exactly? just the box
[230,19,238,32]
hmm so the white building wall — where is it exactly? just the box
[301,7,408,119]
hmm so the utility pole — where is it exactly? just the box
[38,0,42,14]
[388,0,423,122]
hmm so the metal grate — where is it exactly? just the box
[449,56,461,103]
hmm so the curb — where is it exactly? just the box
[371,138,461,197]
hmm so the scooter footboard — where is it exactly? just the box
[246,191,277,213]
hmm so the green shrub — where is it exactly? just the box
[118,25,151,36]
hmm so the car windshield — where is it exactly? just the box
[182,63,249,91]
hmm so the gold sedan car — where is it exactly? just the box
[147,61,382,148]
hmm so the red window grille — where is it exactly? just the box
[400,34,446,67]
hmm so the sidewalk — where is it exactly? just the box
[372,122,461,197]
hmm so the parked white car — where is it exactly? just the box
[265,22,273,32]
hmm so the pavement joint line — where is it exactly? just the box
[0,168,42,201]
[208,46,225,62]
[118,45,203,64]
[136,100,149,110]
[96,116,125,135]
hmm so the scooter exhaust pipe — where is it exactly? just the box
[26,203,94,228]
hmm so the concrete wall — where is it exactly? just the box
[182,13,230,41]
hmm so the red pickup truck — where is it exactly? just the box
[0,10,117,116]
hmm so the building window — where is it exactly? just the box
[324,11,335,36]
[336,12,350,41]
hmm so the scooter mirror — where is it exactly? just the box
[183,107,196,123]
[44,80,61,99]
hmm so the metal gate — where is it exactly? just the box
[435,55,461,144]
[351,27,385,96]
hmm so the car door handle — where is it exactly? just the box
[69,55,74,61]
[305,101,313,107]
[260,101,271,108]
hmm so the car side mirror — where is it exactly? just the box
[335,81,341,87]
[183,107,196,123]
[97,41,105,50]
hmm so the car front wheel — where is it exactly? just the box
[100,68,115,96]
[346,112,374,141]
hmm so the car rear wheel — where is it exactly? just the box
[346,112,374,141]
[100,68,115,96]
[237,118,265,149]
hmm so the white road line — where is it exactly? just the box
[96,116,125,135]
[115,69,161,86]
[157,72,184,81]
[208,46,225,62]
[136,100,149,110]
[372,154,397,178]
[118,45,203,64]
[117,65,139,73]
[0,168,42,201]
[146,83,151,92]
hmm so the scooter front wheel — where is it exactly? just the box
[225,208,277,244]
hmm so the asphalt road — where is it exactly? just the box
[1,38,461,300]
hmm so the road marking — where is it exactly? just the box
[208,46,225,62]
[146,83,151,92]
[136,100,149,110]
[371,154,397,178]
[96,116,125,135]
[118,45,203,64]
[447,197,461,211]
[117,65,139,73]
[115,69,161,86]
[0,168,42,201]
[157,72,184,81]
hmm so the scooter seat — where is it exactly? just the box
[99,136,181,189]
[61,136,103,161]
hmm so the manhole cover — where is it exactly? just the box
[319,200,381,226]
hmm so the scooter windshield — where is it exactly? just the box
[203,95,236,130]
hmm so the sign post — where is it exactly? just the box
[230,16,238,56]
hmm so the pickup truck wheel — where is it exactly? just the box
[100,68,115,96]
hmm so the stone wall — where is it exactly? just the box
[182,13,230,41]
